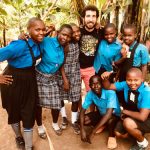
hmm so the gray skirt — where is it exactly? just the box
[36,69,61,109]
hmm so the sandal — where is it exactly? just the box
[107,137,117,149]
[38,125,47,139]
[39,132,47,139]
[15,136,25,148]
[52,127,62,136]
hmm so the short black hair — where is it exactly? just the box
[59,24,73,34]
[123,24,137,34]
[104,23,117,32]
[126,67,142,77]
[82,5,99,18]
[27,17,43,29]
[89,75,101,86]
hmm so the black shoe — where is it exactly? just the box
[15,136,25,148]
[130,143,148,150]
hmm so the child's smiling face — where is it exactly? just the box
[126,70,142,91]
[123,28,137,46]
[72,25,81,42]
[90,76,102,96]
[104,27,116,43]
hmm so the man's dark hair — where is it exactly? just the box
[82,5,99,18]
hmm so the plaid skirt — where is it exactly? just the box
[1,65,38,128]
[36,69,61,109]
[58,62,81,102]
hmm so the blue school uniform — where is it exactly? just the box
[0,38,43,128]
[0,39,43,68]
[82,88,121,116]
[94,39,122,73]
[37,37,64,74]
[130,41,149,67]
[115,81,150,109]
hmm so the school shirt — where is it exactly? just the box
[82,89,121,116]
[115,81,150,109]
[0,39,43,68]
[37,37,64,74]
[79,27,103,69]
[130,41,149,67]
[94,39,122,73]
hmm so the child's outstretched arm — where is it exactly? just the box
[122,109,150,122]
[141,64,147,81]
[102,79,117,91]
[80,108,91,143]
[60,65,70,91]
[88,108,113,142]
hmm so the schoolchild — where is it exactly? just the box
[117,24,149,108]
[105,68,150,150]
[59,23,81,134]
[80,75,120,149]
[94,23,124,81]
[36,24,72,136]
[0,17,45,150]
[119,24,149,81]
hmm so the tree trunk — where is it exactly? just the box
[71,0,85,25]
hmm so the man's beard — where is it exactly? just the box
[85,22,96,29]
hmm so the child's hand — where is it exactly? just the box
[18,32,30,41]
[63,79,70,91]
[45,24,55,36]
[81,129,90,143]
[121,43,129,58]
[101,71,112,80]
[0,75,13,85]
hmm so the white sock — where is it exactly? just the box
[137,138,148,147]
[38,125,45,134]
[71,112,78,124]
[24,128,33,150]
[52,123,60,130]
[11,122,22,137]
[60,106,67,118]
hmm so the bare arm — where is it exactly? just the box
[88,108,113,143]
[80,108,90,143]
[122,108,150,122]
[141,64,147,81]
[92,108,113,134]
[60,65,69,91]
[102,79,117,90]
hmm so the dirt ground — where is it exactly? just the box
[1,99,150,150]
[0,62,150,150]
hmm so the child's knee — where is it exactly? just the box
[123,117,137,129]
